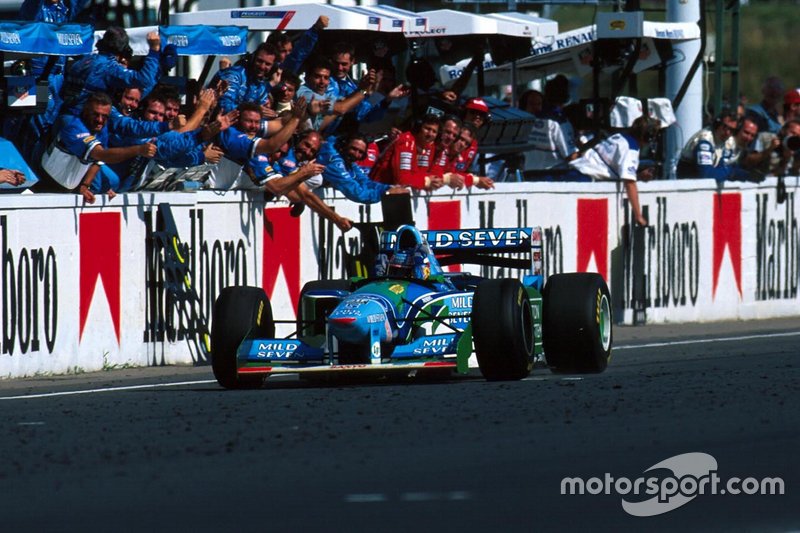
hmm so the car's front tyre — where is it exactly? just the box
[211,286,274,389]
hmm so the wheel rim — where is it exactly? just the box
[521,299,534,355]
[599,294,611,351]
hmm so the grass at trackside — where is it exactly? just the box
[737,2,798,103]
[546,0,797,105]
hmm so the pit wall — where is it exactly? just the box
[0,177,797,378]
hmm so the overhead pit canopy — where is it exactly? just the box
[406,8,558,73]
[483,20,699,85]
[170,3,407,34]
[357,5,429,34]
[412,9,555,39]
[484,12,559,40]
[166,4,558,68]
[170,3,416,62]
[337,4,428,34]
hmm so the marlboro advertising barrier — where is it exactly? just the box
[0,177,797,378]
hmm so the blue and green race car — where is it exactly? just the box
[211,225,612,388]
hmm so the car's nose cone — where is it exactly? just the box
[328,297,392,344]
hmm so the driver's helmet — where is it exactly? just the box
[386,226,432,280]
[386,248,417,278]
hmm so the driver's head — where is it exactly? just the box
[387,226,430,279]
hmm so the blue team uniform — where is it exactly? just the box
[275,148,300,175]
[124,129,209,192]
[679,137,751,182]
[213,66,273,115]
[8,0,91,159]
[41,114,111,190]
[60,51,161,116]
[316,139,389,203]
[331,76,384,123]
[210,126,264,189]
[280,25,322,76]
[211,23,321,113]
[243,154,283,188]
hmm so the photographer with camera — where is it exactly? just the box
[745,119,800,178]
[785,89,800,124]
[774,120,800,177]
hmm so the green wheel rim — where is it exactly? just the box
[599,294,611,351]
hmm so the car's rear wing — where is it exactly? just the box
[379,227,544,274]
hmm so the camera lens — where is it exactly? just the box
[783,135,800,151]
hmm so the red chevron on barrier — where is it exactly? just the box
[577,198,609,281]
[428,200,462,272]
[79,212,121,343]
[712,193,743,298]
[262,206,301,314]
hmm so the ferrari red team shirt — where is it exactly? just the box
[370,131,434,190]
[431,146,475,187]
[458,138,479,172]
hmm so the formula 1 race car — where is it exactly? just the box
[211,225,612,389]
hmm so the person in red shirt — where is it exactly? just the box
[460,97,489,170]
[370,113,443,191]
[432,122,494,190]
[431,114,461,178]
[357,139,380,173]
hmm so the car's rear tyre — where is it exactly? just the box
[472,279,535,381]
[542,273,612,373]
[211,286,274,389]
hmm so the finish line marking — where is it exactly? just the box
[0,380,218,401]
[614,331,800,350]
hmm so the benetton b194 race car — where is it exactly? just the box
[211,225,612,389]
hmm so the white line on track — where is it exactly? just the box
[344,494,388,503]
[1,331,797,401]
[345,491,472,503]
[613,331,800,351]
[0,379,218,401]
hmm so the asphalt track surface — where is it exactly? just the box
[1,318,798,532]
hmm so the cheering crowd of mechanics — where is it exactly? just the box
[1,0,798,231]
[1,1,497,233]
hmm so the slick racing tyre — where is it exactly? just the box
[542,273,612,373]
[211,286,274,389]
[472,279,535,381]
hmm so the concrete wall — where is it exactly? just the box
[1,177,797,378]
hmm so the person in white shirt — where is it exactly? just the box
[568,116,661,226]
[677,112,738,179]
